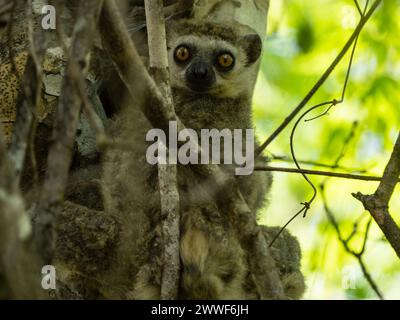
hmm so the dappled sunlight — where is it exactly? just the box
[255,0,400,299]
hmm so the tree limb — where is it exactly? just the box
[144,0,181,300]
[8,1,48,185]
[255,0,382,158]
[353,131,400,259]
[255,165,399,183]
[34,0,104,263]
[0,0,47,300]
[322,186,384,299]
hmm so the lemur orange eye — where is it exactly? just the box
[218,53,235,69]
[174,46,191,62]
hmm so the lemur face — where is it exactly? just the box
[172,40,234,92]
[167,21,262,98]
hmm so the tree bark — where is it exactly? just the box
[353,131,400,259]
[144,0,181,300]
[34,0,104,264]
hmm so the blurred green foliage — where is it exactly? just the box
[254,0,400,299]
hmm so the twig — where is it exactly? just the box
[272,0,365,215]
[269,123,371,174]
[52,1,106,143]
[354,0,363,16]
[8,0,46,185]
[270,155,368,173]
[255,0,382,158]
[319,123,384,299]
[144,0,181,300]
[269,0,374,245]
[322,186,384,299]
[353,131,400,259]
[329,121,358,170]
[254,165,397,182]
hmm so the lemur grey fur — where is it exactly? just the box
[100,18,305,299]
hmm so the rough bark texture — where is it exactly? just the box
[353,132,400,259]
[144,0,181,300]
[34,0,104,264]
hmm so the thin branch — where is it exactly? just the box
[255,0,382,158]
[273,2,363,217]
[318,123,384,299]
[270,155,368,174]
[269,122,369,174]
[353,0,363,16]
[304,33,360,123]
[8,0,47,185]
[330,121,359,169]
[268,0,375,244]
[144,0,181,300]
[254,165,397,182]
[322,186,384,299]
[358,255,383,299]
[52,1,106,143]
[34,0,105,263]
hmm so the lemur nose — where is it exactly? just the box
[192,63,208,79]
[186,60,216,92]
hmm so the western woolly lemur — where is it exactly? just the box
[0,0,303,300]
[101,18,305,299]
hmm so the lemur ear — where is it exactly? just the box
[240,34,262,65]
